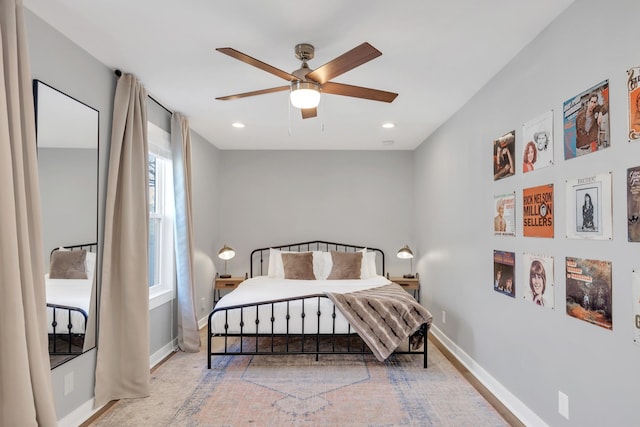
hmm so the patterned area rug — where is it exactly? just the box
[91,334,509,426]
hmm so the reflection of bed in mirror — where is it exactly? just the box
[46,243,97,365]
[33,79,99,368]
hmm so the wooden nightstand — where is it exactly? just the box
[388,274,420,302]
[213,274,245,304]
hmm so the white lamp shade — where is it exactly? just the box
[397,245,414,259]
[218,245,235,260]
[290,81,321,109]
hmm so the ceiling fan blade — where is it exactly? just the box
[301,107,317,119]
[216,85,290,101]
[305,42,382,84]
[321,81,397,103]
[217,47,299,81]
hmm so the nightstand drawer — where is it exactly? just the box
[213,276,245,304]
[388,276,420,302]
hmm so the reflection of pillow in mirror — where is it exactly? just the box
[281,252,316,280]
[50,250,87,279]
[327,251,362,280]
[85,251,97,281]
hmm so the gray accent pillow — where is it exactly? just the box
[327,251,363,280]
[281,252,316,280]
[50,250,88,279]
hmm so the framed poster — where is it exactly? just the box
[563,80,610,160]
[494,250,515,298]
[627,166,640,241]
[523,184,554,238]
[565,257,612,330]
[494,192,515,236]
[522,110,553,172]
[522,253,554,309]
[493,130,515,180]
[565,172,612,240]
[628,66,640,141]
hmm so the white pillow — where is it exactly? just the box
[268,248,279,277]
[85,251,97,281]
[357,248,378,278]
[315,251,333,280]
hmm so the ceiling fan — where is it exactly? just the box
[215,42,398,119]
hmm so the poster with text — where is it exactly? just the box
[523,184,554,238]
[522,110,553,172]
[494,250,515,298]
[565,172,612,240]
[627,166,640,241]
[563,80,610,160]
[493,192,515,236]
[522,253,554,309]
[632,271,640,344]
[628,66,640,141]
[565,257,612,330]
[493,130,516,180]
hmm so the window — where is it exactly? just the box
[148,122,175,309]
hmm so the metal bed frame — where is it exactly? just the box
[207,240,429,368]
[47,242,96,355]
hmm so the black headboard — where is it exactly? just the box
[250,240,385,278]
[50,242,98,260]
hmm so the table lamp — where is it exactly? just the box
[217,244,235,278]
[397,245,415,279]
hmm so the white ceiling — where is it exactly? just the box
[23,0,574,150]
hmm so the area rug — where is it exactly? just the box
[90,335,510,426]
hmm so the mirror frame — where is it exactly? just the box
[33,79,99,368]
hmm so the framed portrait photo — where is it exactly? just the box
[565,172,612,240]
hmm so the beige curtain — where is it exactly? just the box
[171,113,200,351]
[0,0,58,425]
[94,73,150,407]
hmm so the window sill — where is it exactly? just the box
[149,287,175,310]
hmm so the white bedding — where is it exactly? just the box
[46,276,92,333]
[210,275,391,335]
[45,251,96,337]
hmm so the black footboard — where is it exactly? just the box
[47,303,88,355]
[207,294,428,369]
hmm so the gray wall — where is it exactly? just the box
[415,0,640,425]
[217,150,415,277]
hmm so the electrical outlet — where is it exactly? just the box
[200,297,205,311]
[64,372,74,396]
[442,310,446,324]
[558,391,569,419]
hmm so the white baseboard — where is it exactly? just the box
[198,315,208,330]
[150,337,178,369]
[57,398,101,427]
[429,325,548,427]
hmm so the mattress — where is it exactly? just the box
[210,275,391,335]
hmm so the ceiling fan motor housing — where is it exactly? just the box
[294,43,314,62]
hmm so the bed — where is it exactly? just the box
[46,242,97,355]
[207,240,433,368]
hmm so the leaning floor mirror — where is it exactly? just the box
[33,79,99,369]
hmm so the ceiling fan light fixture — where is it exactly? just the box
[290,81,321,109]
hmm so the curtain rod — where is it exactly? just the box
[114,69,173,115]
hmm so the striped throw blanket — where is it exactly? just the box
[326,283,433,362]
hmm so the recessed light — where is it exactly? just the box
[382,140,395,146]
[232,122,245,128]
[382,122,395,129]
